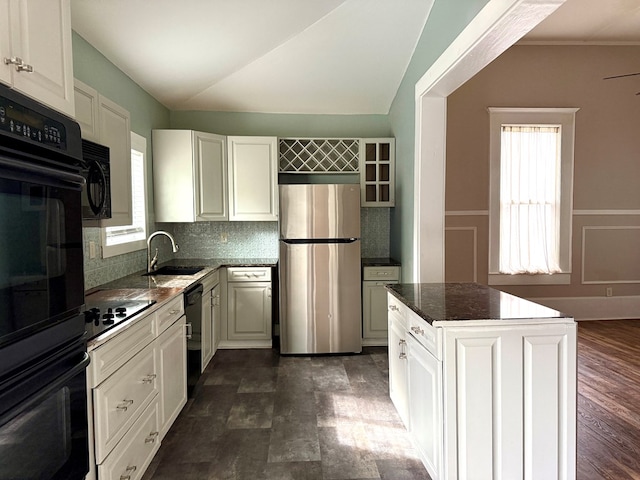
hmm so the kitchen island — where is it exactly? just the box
[386,283,576,480]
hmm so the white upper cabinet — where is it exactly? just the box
[0,0,75,117]
[75,79,132,227]
[152,129,227,222]
[227,136,278,221]
[360,138,395,207]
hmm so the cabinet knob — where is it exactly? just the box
[169,309,180,315]
[142,373,157,384]
[389,304,399,312]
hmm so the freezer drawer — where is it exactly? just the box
[279,240,362,354]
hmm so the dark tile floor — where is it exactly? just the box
[142,347,430,480]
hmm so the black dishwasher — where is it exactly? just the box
[184,284,203,398]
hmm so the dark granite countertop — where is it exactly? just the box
[362,257,401,267]
[387,283,572,326]
[89,257,278,292]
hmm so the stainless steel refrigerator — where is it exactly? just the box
[279,184,362,354]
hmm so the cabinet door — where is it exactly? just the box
[227,136,278,221]
[201,290,213,371]
[98,95,132,227]
[0,1,12,87]
[388,315,409,427]
[195,132,227,221]
[443,324,577,480]
[212,283,221,353]
[363,280,398,343]
[7,0,75,117]
[227,282,271,340]
[157,316,187,439]
[407,333,442,480]
[73,79,99,141]
[360,138,395,207]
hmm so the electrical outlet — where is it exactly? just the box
[89,241,97,259]
[220,232,228,243]
[606,287,613,297]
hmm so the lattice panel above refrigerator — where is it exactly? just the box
[279,138,360,173]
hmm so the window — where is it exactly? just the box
[102,132,148,258]
[488,108,578,285]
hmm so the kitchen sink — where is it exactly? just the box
[142,266,204,276]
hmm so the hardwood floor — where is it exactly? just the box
[577,320,640,479]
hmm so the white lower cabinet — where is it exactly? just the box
[97,398,160,480]
[388,293,577,480]
[87,295,187,480]
[407,332,442,479]
[220,267,272,348]
[362,265,400,345]
[388,311,409,427]
[157,316,187,439]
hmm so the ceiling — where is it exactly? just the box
[70,0,640,115]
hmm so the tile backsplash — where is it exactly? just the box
[83,208,391,290]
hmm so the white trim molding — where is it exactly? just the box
[445,210,489,216]
[530,296,640,321]
[573,210,640,216]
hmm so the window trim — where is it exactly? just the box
[488,107,578,286]
[102,132,148,258]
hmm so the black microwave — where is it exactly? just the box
[80,138,111,220]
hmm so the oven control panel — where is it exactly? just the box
[0,96,67,149]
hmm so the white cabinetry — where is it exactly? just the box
[362,265,400,346]
[0,0,75,116]
[360,138,395,207]
[74,79,132,227]
[221,266,272,348]
[87,294,187,480]
[388,303,409,427]
[227,136,278,221]
[201,269,221,371]
[152,130,227,222]
[387,292,577,480]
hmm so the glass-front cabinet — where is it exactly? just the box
[360,138,395,207]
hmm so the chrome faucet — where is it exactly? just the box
[147,231,179,273]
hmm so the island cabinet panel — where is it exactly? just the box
[387,285,577,480]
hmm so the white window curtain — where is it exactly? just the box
[105,148,146,246]
[499,125,561,274]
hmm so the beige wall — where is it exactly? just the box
[445,45,640,299]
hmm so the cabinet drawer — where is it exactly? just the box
[93,341,158,463]
[90,316,156,386]
[227,266,271,282]
[408,312,441,360]
[363,266,400,281]
[155,295,184,335]
[387,294,408,330]
[98,398,160,480]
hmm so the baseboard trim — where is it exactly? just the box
[362,339,388,347]
[529,296,640,321]
[217,340,272,349]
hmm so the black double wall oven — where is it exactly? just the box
[0,84,90,479]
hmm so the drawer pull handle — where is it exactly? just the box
[389,305,399,312]
[399,339,407,359]
[169,309,180,315]
[116,399,134,412]
[185,322,193,339]
[120,465,137,480]
[399,352,407,359]
[142,373,157,384]
[411,326,424,335]
[145,431,160,444]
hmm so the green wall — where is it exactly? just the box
[388,0,490,281]
[74,0,493,283]
[72,32,171,140]
[170,110,390,138]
